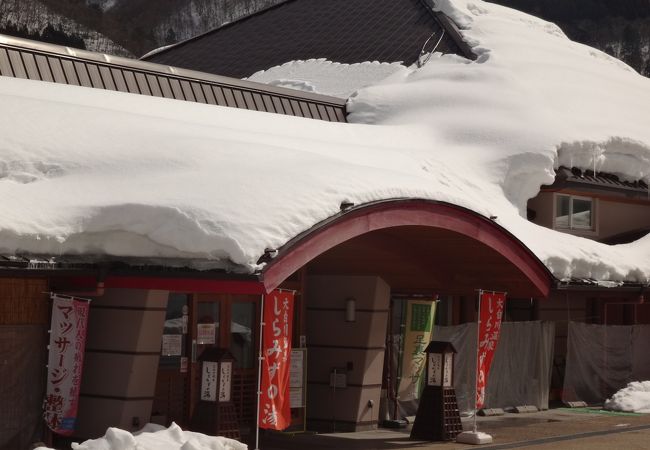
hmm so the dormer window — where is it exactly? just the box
[555,194,594,230]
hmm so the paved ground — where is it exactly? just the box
[259,408,650,449]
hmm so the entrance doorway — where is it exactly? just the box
[152,293,260,435]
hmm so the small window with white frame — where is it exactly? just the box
[555,194,594,230]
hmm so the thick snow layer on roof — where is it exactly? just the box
[36,422,247,450]
[1,0,650,282]
[604,381,650,414]
[246,58,407,98]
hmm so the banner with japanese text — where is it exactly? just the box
[398,300,436,401]
[44,294,90,435]
[476,291,506,409]
[259,290,294,430]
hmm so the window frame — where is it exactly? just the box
[554,193,596,232]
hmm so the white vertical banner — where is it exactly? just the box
[201,361,218,402]
[219,361,232,402]
[43,294,90,435]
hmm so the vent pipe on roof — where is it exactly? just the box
[417,29,446,68]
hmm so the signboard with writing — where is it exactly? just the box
[443,352,453,387]
[201,361,218,402]
[161,334,183,356]
[476,291,506,409]
[290,350,304,388]
[398,300,436,401]
[197,323,216,345]
[427,353,442,386]
[259,290,294,430]
[290,388,303,409]
[219,361,232,402]
[44,294,90,435]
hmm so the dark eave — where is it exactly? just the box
[555,278,649,293]
[0,254,260,281]
[0,34,347,122]
[542,166,649,199]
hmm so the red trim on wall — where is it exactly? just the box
[262,200,553,297]
[53,275,264,295]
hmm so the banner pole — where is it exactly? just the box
[474,289,482,434]
[255,293,265,450]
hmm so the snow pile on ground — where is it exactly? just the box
[604,381,650,413]
[35,423,247,450]
[246,58,407,98]
[1,0,650,281]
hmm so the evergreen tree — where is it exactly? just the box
[644,59,650,77]
[621,24,643,72]
[164,27,177,45]
[40,24,87,50]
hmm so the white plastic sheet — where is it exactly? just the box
[563,322,650,404]
[432,321,555,413]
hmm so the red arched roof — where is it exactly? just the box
[261,199,553,297]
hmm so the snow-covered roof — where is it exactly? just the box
[1,0,649,284]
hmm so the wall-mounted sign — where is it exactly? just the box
[289,349,306,409]
[219,361,232,403]
[329,371,347,389]
[290,350,304,388]
[197,323,216,345]
[290,388,304,408]
[201,361,218,402]
[161,334,182,356]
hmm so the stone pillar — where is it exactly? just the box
[74,288,167,438]
[305,276,389,432]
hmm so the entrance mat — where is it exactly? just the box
[557,407,642,416]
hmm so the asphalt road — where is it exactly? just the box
[260,408,650,450]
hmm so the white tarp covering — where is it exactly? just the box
[432,321,555,413]
[563,322,650,405]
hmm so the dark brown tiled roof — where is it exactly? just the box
[144,0,473,79]
[549,167,649,196]
[0,34,347,122]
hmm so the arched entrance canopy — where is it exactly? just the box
[261,199,553,297]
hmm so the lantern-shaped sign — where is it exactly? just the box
[411,341,462,441]
[426,341,456,388]
[191,348,240,439]
[198,347,235,403]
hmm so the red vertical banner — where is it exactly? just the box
[259,290,294,430]
[44,294,90,435]
[476,291,506,409]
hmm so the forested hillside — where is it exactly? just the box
[487,0,650,76]
[0,0,283,57]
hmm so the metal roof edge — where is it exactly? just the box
[260,197,555,280]
[418,0,477,61]
[0,33,346,107]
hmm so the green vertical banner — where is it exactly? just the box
[398,300,436,402]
